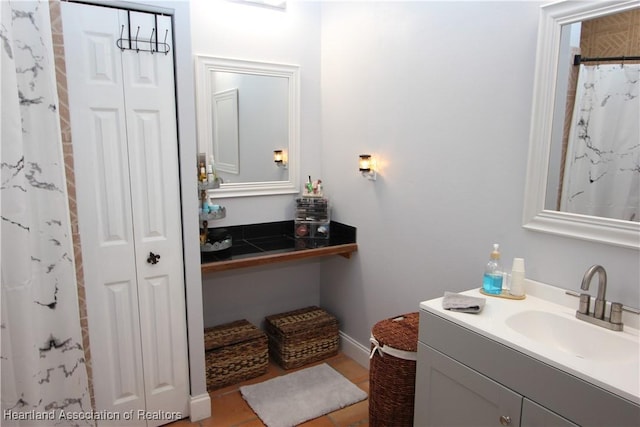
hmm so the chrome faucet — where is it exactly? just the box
[576,265,623,331]
[581,264,607,319]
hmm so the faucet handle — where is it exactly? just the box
[610,303,623,325]
[578,293,590,315]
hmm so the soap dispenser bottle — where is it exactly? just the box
[483,244,503,295]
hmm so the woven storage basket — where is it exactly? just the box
[265,306,339,369]
[369,312,419,427]
[204,319,268,390]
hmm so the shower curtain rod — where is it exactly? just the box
[573,54,640,65]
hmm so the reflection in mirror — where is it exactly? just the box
[546,8,639,222]
[523,0,640,249]
[212,88,240,175]
[195,56,299,197]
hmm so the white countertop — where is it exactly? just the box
[420,280,640,405]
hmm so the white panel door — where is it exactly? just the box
[121,10,189,422]
[62,4,145,423]
[61,3,188,426]
[212,88,240,174]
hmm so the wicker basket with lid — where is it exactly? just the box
[265,306,339,369]
[204,319,268,390]
[369,312,419,427]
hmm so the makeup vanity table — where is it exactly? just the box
[200,220,357,273]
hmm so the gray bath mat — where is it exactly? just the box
[240,363,367,427]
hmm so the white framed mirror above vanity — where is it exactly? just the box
[523,0,639,249]
[195,55,300,197]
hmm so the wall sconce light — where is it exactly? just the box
[274,150,287,168]
[359,154,377,181]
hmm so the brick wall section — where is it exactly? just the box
[581,9,640,62]
[48,0,95,410]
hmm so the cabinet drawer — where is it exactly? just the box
[522,399,578,427]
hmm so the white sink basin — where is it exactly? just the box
[420,280,640,404]
[505,310,637,363]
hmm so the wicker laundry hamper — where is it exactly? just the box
[369,312,419,427]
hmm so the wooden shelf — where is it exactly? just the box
[201,243,358,274]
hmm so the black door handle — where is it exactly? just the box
[147,252,161,265]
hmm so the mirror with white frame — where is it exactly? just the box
[195,55,300,197]
[523,0,639,249]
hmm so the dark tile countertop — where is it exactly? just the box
[200,220,357,271]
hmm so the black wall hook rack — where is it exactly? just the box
[116,11,171,55]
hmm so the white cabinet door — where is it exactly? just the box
[415,343,522,427]
[61,3,188,425]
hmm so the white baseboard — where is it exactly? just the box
[339,331,370,369]
[189,393,211,422]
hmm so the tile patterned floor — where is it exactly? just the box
[167,353,369,427]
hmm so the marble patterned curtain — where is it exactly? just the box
[1,1,92,425]
[560,63,640,222]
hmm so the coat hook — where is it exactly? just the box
[135,26,140,52]
[163,29,169,55]
[119,25,126,51]
[150,28,155,54]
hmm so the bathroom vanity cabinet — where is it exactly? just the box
[415,310,640,427]
[416,343,577,427]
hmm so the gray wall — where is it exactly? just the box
[318,1,639,347]
[191,1,640,350]
[191,0,324,327]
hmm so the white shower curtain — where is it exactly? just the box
[1,1,93,425]
[560,63,640,222]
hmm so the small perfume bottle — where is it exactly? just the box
[207,156,217,183]
[199,162,207,182]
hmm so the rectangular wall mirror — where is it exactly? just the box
[523,0,639,249]
[195,55,300,197]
